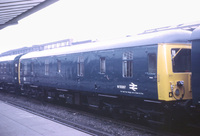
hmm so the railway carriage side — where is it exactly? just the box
[0,54,21,92]
[18,29,193,123]
[19,45,191,101]
[19,45,158,96]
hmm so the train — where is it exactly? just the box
[0,26,200,124]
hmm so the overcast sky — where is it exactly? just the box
[0,0,200,53]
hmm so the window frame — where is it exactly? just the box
[122,51,133,78]
[0,63,3,74]
[100,57,106,74]
[24,62,28,75]
[8,63,11,75]
[77,56,84,77]
[148,53,157,74]
[45,60,49,76]
[30,61,34,75]
[171,48,191,73]
[3,63,6,74]
[57,60,61,73]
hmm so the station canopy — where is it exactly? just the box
[0,0,59,30]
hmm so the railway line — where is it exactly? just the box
[0,91,186,136]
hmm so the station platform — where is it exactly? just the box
[0,101,91,136]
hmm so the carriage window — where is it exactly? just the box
[8,63,11,74]
[45,60,49,75]
[15,63,18,73]
[57,60,61,73]
[0,63,2,73]
[148,54,157,73]
[30,62,34,75]
[77,56,84,76]
[171,48,191,72]
[3,63,6,74]
[100,57,106,74]
[122,51,133,77]
[24,62,28,75]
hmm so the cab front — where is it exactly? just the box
[157,43,192,101]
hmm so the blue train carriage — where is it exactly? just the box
[19,29,192,122]
[0,54,21,92]
[191,26,200,105]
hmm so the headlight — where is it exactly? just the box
[175,89,180,96]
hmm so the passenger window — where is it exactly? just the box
[77,56,84,76]
[30,62,34,75]
[3,63,6,74]
[45,60,49,76]
[15,63,18,73]
[148,54,157,73]
[24,62,28,75]
[100,57,106,74]
[8,63,11,74]
[0,63,2,74]
[122,51,133,78]
[57,60,61,73]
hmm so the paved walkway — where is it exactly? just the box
[0,101,91,136]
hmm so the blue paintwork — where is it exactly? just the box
[20,44,158,100]
[0,54,21,86]
[191,26,200,105]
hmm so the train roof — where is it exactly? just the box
[0,54,20,62]
[21,29,191,60]
[191,26,200,41]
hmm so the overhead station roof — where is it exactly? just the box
[0,0,59,30]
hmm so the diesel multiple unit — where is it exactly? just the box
[0,27,200,124]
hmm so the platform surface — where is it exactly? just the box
[0,101,91,136]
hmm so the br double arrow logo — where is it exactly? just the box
[129,82,138,91]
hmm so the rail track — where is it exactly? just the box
[0,91,189,136]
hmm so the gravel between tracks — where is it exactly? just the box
[0,92,175,136]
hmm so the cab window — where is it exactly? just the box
[171,48,191,72]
